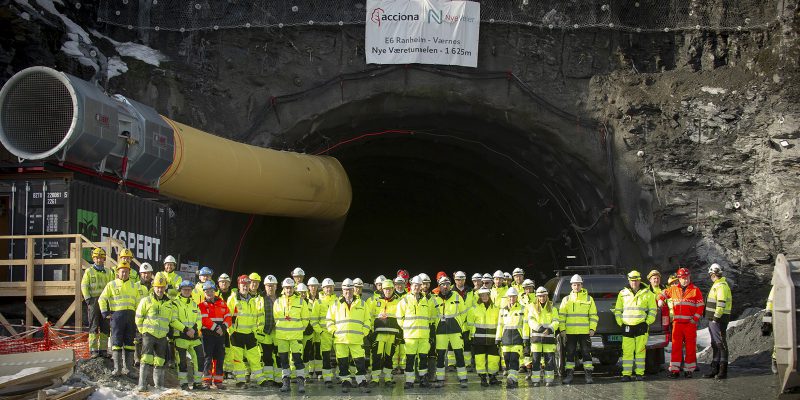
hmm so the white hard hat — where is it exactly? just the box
[218,273,231,282]
[264,275,277,284]
[419,273,431,283]
[471,273,482,280]
[522,279,534,288]
[393,276,405,283]
[570,274,583,284]
[477,287,491,295]
[139,263,153,273]
[410,275,423,285]
[292,267,305,277]
[353,278,364,287]
[454,271,466,279]
[163,255,177,264]
[482,273,493,281]
[341,278,354,289]
[438,276,451,285]
[512,268,524,276]
[322,278,334,287]
[535,286,548,295]
[493,270,504,279]
[307,277,320,286]
[282,278,295,287]
[708,263,723,275]
[374,275,386,285]
[503,272,512,279]
[296,283,308,292]
[505,287,519,297]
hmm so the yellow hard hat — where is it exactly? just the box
[120,248,134,258]
[647,269,661,279]
[153,274,168,287]
[91,248,106,258]
[627,270,642,281]
[249,272,262,282]
[117,261,131,270]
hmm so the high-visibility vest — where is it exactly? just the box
[228,292,262,334]
[559,289,598,334]
[99,278,144,313]
[490,286,508,307]
[497,302,525,345]
[199,296,231,331]
[434,291,467,335]
[659,284,704,324]
[373,294,401,337]
[524,301,559,344]
[81,265,114,299]
[173,295,202,345]
[467,301,500,345]
[396,293,437,339]
[192,280,215,304]
[464,290,479,311]
[273,294,309,341]
[614,287,657,326]
[706,277,732,319]
[155,270,183,299]
[327,297,372,345]
[763,287,774,325]
[135,294,181,339]
[314,293,338,335]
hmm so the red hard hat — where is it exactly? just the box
[676,267,690,278]
[397,269,409,280]
[436,271,447,281]
[238,274,250,284]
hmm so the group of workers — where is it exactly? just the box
[81,249,735,392]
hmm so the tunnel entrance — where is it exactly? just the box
[241,101,622,281]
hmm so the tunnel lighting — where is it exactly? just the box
[566,255,577,259]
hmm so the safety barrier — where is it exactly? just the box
[0,322,90,360]
[773,253,799,393]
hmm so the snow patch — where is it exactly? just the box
[106,56,129,79]
[701,86,728,95]
[91,30,167,67]
[32,0,98,71]
[88,387,190,400]
[0,367,48,384]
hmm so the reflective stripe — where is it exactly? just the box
[530,332,554,338]
[674,301,700,306]
[565,323,589,327]
[472,323,495,329]
[335,330,365,336]
[473,333,495,338]
[275,326,305,331]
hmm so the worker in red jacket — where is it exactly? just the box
[199,281,232,389]
[658,267,705,378]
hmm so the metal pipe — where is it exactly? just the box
[9,182,14,280]
[0,67,351,220]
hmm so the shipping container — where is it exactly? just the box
[0,175,168,282]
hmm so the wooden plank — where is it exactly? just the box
[53,301,76,329]
[50,386,93,400]
[0,259,33,266]
[73,236,82,330]
[25,300,48,326]
[0,282,80,297]
[0,312,18,336]
[25,237,33,328]
[0,234,79,240]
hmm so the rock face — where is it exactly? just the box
[1,0,798,311]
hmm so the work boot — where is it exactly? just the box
[684,371,693,378]
[479,374,488,387]
[124,351,137,379]
[621,375,631,382]
[359,380,371,393]
[235,382,247,388]
[562,369,574,385]
[137,364,153,392]
[506,379,517,388]
[404,381,413,389]
[635,375,645,381]
[545,382,555,387]
[533,381,540,387]
[584,369,593,384]
[489,374,501,385]
[297,377,306,394]
[703,361,719,379]
[153,367,165,390]
[668,372,679,379]
[459,379,468,388]
[420,375,431,388]
[716,362,728,379]
[325,380,333,389]
[280,377,290,392]
[432,380,444,388]
[180,383,189,391]
[111,350,124,377]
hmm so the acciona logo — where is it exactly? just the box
[370,8,420,27]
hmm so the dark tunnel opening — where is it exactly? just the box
[240,112,618,283]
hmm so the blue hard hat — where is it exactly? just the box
[202,281,216,291]
[199,267,213,276]
[179,280,193,290]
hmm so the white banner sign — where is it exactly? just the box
[365,0,480,68]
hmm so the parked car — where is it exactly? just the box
[545,271,669,375]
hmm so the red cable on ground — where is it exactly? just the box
[230,214,255,277]
[313,129,415,155]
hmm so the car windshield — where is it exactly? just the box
[556,276,627,300]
